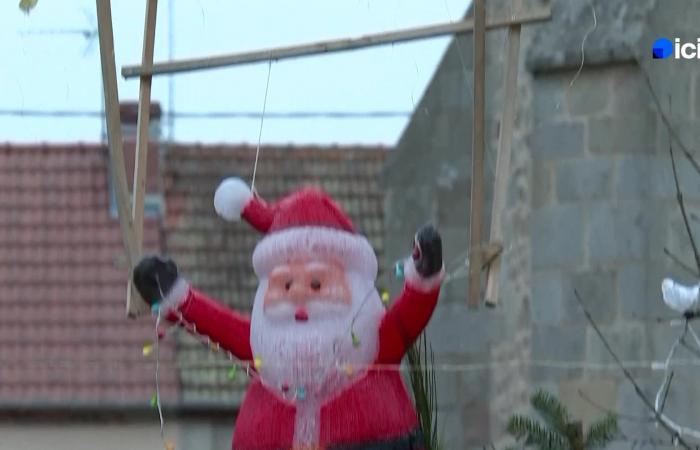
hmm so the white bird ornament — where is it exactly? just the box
[662,278,700,314]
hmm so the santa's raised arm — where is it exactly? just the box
[133,178,443,450]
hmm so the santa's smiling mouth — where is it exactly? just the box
[294,307,309,322]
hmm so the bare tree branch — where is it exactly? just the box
[669,140,700,274]
[574,289,692,449]
[663,247,700,278]
[639,66,700,178]
[577,389,654,423]
[657,371,674,414]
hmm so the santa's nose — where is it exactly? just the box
[294,307,309,322]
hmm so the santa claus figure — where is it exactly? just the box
[133,178,444,450]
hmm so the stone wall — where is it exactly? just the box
[385,0,700,447]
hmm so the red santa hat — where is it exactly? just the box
[213,177,378,280]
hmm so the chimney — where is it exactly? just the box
[119,101,162,141]
[117,101,162,212]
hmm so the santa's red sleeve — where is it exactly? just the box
[376,260,444,364]
[161,279,253,361]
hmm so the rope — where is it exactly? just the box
[251,60,273,193]
[569,0,597,88]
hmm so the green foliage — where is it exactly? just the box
[530,390,572,436]
[506,389,619,450]
[507,415,568,450]
[19,0,38,14]
[407,333,440,450]
[584,413,618,449]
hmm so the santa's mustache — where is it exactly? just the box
[264,301,350,321]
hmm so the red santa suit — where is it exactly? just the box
[161,179,444,450]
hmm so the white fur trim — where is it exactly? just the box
[160,277,190,312]
[214,177,252,221]
[403,258,445,292]
[252,227,378,280]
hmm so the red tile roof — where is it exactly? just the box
[163,144,388,405]
[0,143,177,408]
[0,141,388,410]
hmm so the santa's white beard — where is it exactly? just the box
[250,274,385,401]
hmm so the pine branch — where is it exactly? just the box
[507,415,569,450]
[584,413,619,449]
[531,390,571,437]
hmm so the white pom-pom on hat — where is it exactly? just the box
[214,177,252,221]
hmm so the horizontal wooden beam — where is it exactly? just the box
[122,6,550,78]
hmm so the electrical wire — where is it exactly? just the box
[0,109,411,120]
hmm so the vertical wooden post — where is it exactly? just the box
[126,0,160,316]
[484,0,522,307]
[96,0,137,268]
[468,0,487,308]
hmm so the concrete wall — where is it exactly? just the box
[0,416,235,450]
[385,0,700,448]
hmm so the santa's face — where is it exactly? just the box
[250,257,384,401]
[263,260,352,323]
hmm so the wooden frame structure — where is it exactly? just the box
[95,0,550,316]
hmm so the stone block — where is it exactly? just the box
[615,156,650,198]
[566,69,611,116]
[529,120,585,160]
[434,371,462,409]
[650,153,700,199]
[696,72,700,120]
[588,200,648,264]
[585,322,646,367]
[532,324,587,381]
[436,174,470,228]
[610,64,655,114]
[461,400,491,446]
[533,161,553,209]
[572,270,618,324]
[532,205,584,269]
[426,304,504,356]
[618,264,649,320]
[556,158,613,202]
[533,74,567,122]
[531,270,567,325]
[438,407,465,449]
[589,112,657,154]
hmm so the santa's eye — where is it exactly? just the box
[310,279,321,291]
[285,280,293,290]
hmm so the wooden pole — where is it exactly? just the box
[121,7,550,78]
[468,0,486,309]
[484,0,522,308]
[126,0,159,317]
[96,0,137,269]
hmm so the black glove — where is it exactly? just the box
[412,224,443,278]
[133,255,179,305]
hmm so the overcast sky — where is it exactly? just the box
[0,1,472,145]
